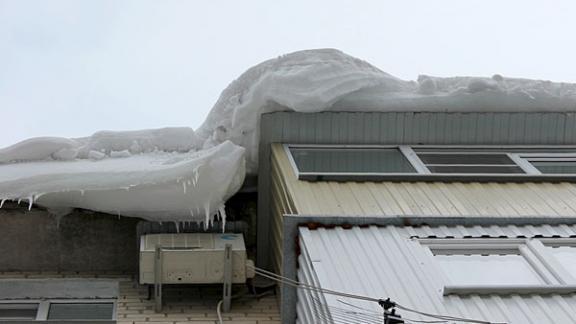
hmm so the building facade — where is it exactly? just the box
[258,111,576,323]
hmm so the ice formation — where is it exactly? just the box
[1,48,575,223]
[0,140,244,225]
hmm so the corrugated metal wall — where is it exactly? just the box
[298,225,576,324]
[272,144,576,218]
[258,111,576,269]
[269,148,296,274]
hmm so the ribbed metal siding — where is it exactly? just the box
[261,112,576,146]
[297,225,576,324]
[272,143,576,217]
[257,111,576,268]
[269,148,297,274]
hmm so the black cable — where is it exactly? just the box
[250,266,508,324]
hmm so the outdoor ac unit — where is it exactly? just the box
[139,233,254,285]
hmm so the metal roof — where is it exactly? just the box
[297,225,576,324]
[272,143,576,218]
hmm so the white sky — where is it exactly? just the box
[1,0,575,148]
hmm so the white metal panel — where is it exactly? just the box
[297,225,576,324]
[139,233,248,284]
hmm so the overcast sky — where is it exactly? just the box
[1,0,575,148]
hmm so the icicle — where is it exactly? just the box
[204,201,211,231]
[218,205,227,233]
[192,167,200,187]
[175,221,180,233]
[28,196,34,211]
[0,199,5,209]
[182,181,187,194]
[17,198,22,205]
[55,214,63,229]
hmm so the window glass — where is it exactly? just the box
[435,254,544,285]
[548,246,576,275]
[531,161,576,174]
[427,165,525,174]
[419,153,514,165]
[417,152,524,174]
[290,148,416,173]
[48,303,114,320]
[0,303,38,320]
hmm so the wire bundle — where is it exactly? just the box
[249,266,507,324]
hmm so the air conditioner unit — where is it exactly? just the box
[139,233,254,285]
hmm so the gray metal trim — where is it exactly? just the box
[154,245,163,313]
[0,280,119,300]
[399,145,431,174]
[297,172,576,182]
[222,244,233,313]
[443,285,576,295]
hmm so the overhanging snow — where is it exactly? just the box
[1,48,575,222]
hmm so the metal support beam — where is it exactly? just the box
[222,244,233,312]
[154,244,163,313]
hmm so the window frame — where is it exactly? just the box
[418,238,576,296]
[0,299,117,323]
[284,144,576,182]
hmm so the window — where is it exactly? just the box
[289,147,417,174]
[416,152,524,174]
[435,254,543,285]
[547,246,576,276]
[48,302,115,320]
[0,300,116,323]
[285,144,576,181]
[420,238,576,295]
[0,303,38,320]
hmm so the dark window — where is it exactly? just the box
[427,165,525,174]
[290,147,417,174]
[418,153,514,165]
[0,304,38,320]
[531,161,576,174]
[48,303,114,320]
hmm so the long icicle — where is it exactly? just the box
[218,205,227,233]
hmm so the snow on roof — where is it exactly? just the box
[0,48,575,223]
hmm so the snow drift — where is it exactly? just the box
[196,49,576,173]
[1,48,576,222]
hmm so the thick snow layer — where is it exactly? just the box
[196,49,576,173]
[0,141,245,225]
[1,48,576,222]
[0,137,80,163]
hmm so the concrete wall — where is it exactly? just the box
[0,202,140,272]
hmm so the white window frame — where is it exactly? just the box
[419,238,576,295]
[284,144,576,181]
[0,299,117,323]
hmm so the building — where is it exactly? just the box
[258,111,576,323]
[2,110,576,323]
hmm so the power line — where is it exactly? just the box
[249,265,508,324]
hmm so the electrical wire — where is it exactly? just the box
[215,284,275,324]
[395,303,508,324]
[252,266,379,302]
[216,300,224,324]
[250,265,508,324]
